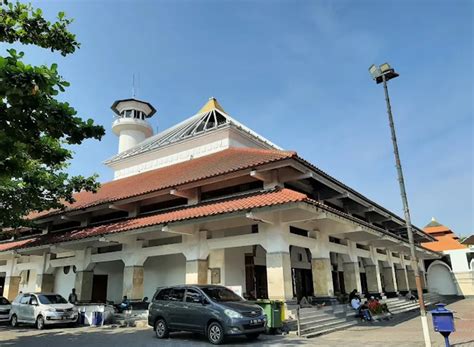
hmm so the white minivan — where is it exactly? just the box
[10,293,78,329]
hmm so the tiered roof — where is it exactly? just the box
[422,218,466,251]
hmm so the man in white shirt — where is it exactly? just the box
[351,297,361,310]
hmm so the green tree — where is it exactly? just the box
[0,1,105,230]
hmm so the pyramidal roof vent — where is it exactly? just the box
[105,97,280,164]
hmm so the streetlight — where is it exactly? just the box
[369,63,432,347]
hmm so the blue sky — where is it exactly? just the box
[6,0,473,235]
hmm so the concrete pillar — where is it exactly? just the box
[420,271,427,290]
[186,259,208,285]
[343,262,362,293]
[396,268,409,291]
[365,264,383,293]
[266,252,293,301]
[123,266,144,300]
[35,274,55,293]
[3,276,21,301]
[312,258,334,297]
[75,271,93,302]
[407,269,417,290]
[383,265,398,292]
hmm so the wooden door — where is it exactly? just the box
[91,275,108,303]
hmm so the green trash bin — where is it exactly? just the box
[255,299,282,329]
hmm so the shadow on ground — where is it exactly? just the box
[0,324,307,347]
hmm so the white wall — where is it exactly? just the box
[290,246,312,270]
[54,266,76,299]
[446,249,471,272]
[144,254,186,300]
[94,261,124,303]
[224,247,250,294]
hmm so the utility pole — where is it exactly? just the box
[369,63,432,347]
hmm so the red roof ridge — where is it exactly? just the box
[28,148,297,220]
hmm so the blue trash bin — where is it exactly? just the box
[79,311,86,325]
[92,311,103,326]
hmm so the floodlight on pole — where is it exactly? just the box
[369,63,432,347]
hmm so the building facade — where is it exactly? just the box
[0,98,440,312]
[422,218,474,297]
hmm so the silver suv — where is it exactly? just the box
[10,292,78,329]
[148,285,267,345]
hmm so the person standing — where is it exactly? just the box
[68,288,78,304]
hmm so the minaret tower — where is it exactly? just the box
[111,98,157,153]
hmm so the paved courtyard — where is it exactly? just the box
[0,299,472,347]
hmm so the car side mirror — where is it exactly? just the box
[30,300,38,306]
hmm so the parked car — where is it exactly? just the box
[148,285,267,345]
[0,296,11,323]
[10,292,78,329]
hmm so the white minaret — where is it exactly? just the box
[111,98,156,153]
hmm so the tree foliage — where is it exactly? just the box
[0,1,105,229]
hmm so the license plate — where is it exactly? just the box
[250,319,262,325]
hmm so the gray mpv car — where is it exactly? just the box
[148,285,267,345]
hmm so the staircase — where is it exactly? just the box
[289,292,448,339]
[288,304,359,338]
[385,292,444,314]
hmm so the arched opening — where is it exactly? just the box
[427,261,457,295]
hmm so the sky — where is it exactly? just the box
[4,0,473,235]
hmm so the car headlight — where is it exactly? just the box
[72,307,78,312]
[45,308,56,312]
[224,309,243,319]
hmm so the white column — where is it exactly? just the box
[73,248,94,302]
[310,231,334,297]
[365,264,383,293]
[260,223,293,301]
[183,230,209,285]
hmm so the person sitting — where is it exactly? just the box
[405,291,416,301]
[117,295,130,312]
[367,296,382,315]
[348,289,360,303]
[351,293,372,321]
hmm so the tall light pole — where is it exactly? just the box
[369,63,432,347]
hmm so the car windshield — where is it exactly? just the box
[38,294,67,305]
[0,297,10,305]
[201,287,243,302]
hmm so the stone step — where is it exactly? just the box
[299,316,346,332]
[300,317,348,336]
[299,311,334,322]
[303,320,358,338]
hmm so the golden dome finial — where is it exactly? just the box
[198,97,226,114]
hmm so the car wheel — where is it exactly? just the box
[10,314,18,327]
[36,315,45,330]
[207,321,224,345]
[246,333,260,340]
[154,318,169,339]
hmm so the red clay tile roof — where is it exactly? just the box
[0,238,38,252]
[424,225,451,234]
[3,188,306,252]
[422,235,467,252]
[29,148,296,220]
[422,222,467,251]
